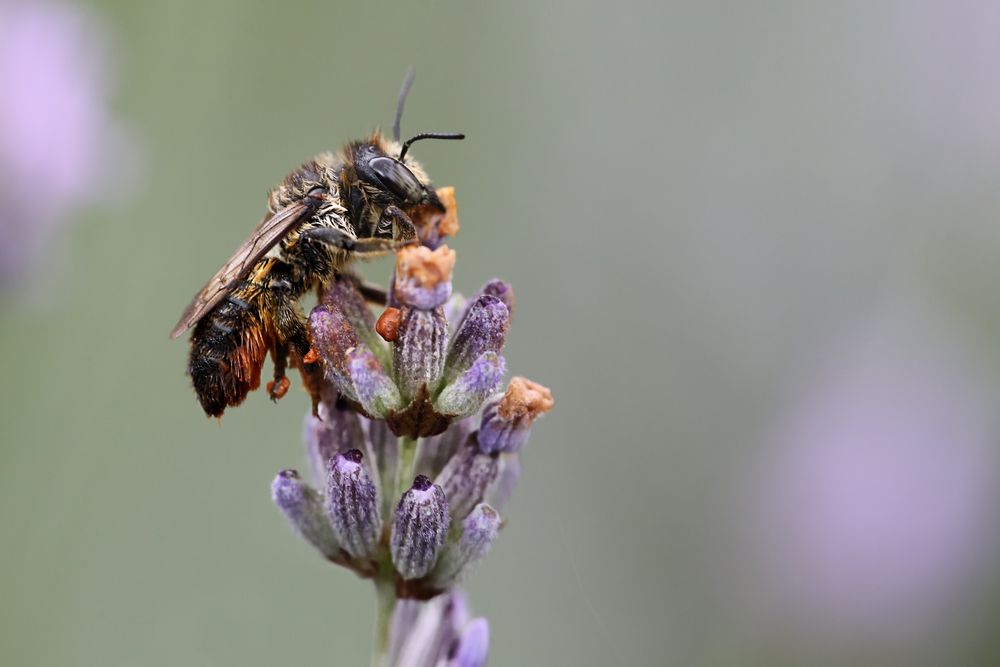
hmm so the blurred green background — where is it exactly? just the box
[3,1,1000,665]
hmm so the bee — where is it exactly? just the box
[170,71,464,418]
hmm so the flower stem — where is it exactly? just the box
[395,436,419,501]
[371,576,397,667]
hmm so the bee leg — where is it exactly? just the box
[358,281,388,305]
[302,229,416,257]
[378,204,418,243]
[267,342,291,402]
[281,314,325,416]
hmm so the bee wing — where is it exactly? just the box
[170,202,314,339]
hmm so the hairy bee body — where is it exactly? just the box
[188,156,344,417]
[176,130,459,418]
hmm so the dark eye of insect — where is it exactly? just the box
[368,156,424,203]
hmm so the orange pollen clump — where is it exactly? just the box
[303,348,321,364]
[376,307,402,342]
[395,244,456,289]
[498,377,555,422]
[435,186,460,236]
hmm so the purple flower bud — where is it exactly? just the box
[393,306,448,401]
[455,280,514,331]
[324,450,382,560]
[478,279,514,314]
[271,470,340,560]
[388,599,422,666]
[484,453,521,513]
[416,415,475,479]
[320,276,378,348]
[304,400,365,486]
[432,504,501,587]
[447,618,489,667]
[443,295,509,385]
[394,245,455,310]
[478,377,554,453]
[391,475,450,580]
[308,304,361,399]
[393,590,470,667]
[434,352,505,418]
[437,437,500,520]
[347,347,402,417]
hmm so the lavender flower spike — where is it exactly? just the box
[324,450,382,560]
[262,188,550,666]
[434,351,505,418]
[478,376,555,453]
[448,617,489,667]
[271,470,341,561]
[391,475,450,580]
[431,503,501,587]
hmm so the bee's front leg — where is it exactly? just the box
[374,204,418,243]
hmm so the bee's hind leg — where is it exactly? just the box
[267,302,311,404]
[267,340,292,402]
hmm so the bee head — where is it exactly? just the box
[355,68,464,211]
[356,135,463,211]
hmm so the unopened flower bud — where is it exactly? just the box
[393,306,448,401]
[456,280,514,331]
[483,452,521,513]
[320,275,382,351]
[347,348,401,417]
[395,245,455,309]
[443,295,509,385]
[448,618,489,667]
[271,470,340,560]
[324,449,381,560]
[437,437,500,520]
[431,503,500,587]
[308,304,366,400]
[391,475,450,580]
[477,377,554,453]
[394,591,470,667]
[304,400,365,485]
[435,352,505,418]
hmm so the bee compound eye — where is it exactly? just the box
[368,156,423,203]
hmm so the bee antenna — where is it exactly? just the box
[393,67,416,143]
[398,132,465,162]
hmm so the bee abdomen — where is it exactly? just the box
[188,296,270,418]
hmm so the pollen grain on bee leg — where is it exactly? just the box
[268,376,291,400]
